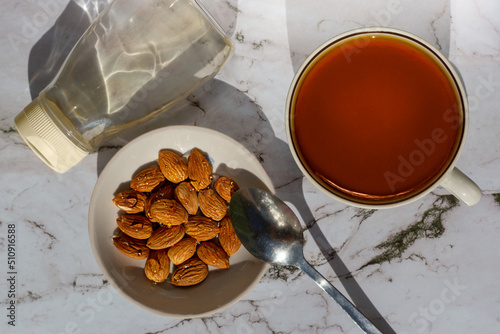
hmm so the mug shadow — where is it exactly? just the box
[29,0,391,330]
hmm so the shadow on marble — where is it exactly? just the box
[285,0,451,73]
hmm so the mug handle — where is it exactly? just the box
[441,168,482,206]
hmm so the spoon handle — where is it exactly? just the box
[297,258,382,334]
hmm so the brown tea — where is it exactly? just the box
[289,33,464,204]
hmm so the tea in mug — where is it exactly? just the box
[289,32,464,204]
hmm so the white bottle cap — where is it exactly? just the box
[14,98,88,173]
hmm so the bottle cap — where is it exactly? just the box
[14,98,88,173]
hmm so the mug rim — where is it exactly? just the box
[285,27,469,209]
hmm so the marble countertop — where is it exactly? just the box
[1,0,499,333]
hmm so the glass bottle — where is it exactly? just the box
[15,0,232,173]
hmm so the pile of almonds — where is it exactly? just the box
[112,148,241,287]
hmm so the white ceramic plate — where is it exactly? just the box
[88,126,273,318]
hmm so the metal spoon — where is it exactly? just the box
[229,188,382,334]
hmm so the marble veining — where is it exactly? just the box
[1,0,499,333]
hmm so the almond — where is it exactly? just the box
[158,150,188,183]
[113,190,147,213]
[116,214,153,239]
[144,249,170,283]
[149,199,188,225]
[197,241,230,269]
[130,166,165,192]
[112,234,150,259]
[171,258,209,286]
[198,189,227,221]
[218,216,241,255]
[188,148,212,191]
[146,225,185,250]
[145,185,174,219]
[168,238,197,265]
[185,216,220,241]
[174,182,198,215]
[213,176,240,201]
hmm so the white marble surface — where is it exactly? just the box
[1,0,500,333]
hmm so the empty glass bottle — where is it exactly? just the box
[15,0,232,173]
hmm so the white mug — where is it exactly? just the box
[285,27,482,209]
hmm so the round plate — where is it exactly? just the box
[88,126,273,318]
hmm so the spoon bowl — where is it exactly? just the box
[229,188,382,334]
[229,187,304,266]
